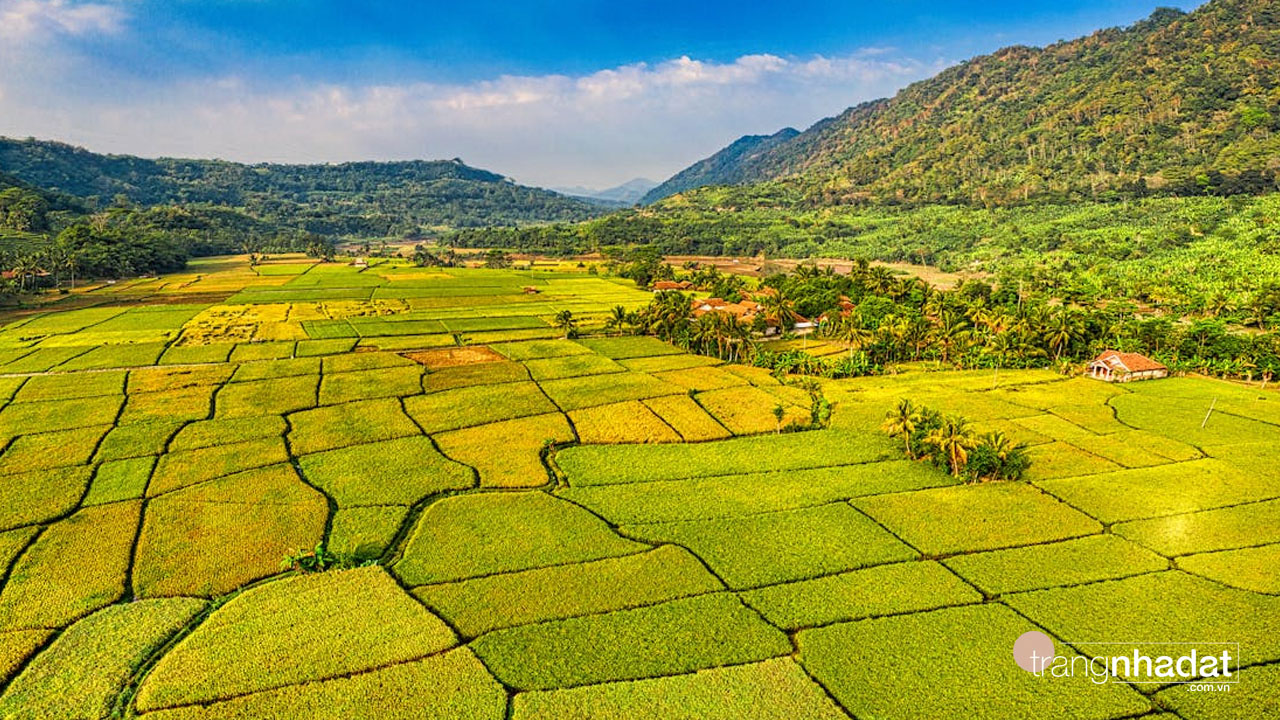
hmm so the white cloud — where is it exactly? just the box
[0,0,124,41]
[0,43,946,187]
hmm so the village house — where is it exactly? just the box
[1088,350,1168,383]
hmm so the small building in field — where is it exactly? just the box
[1089,350,1168,383]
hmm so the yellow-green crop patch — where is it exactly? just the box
[740,560,982,630]
[1178,543,1280,593]
[127,364,233,393]
[286,397,420,455]
[158,343,234,364]
[432,412,574,487]
[0,598,205,720]
[574,336,684,359]
[1023,440,1121,480]
[797,604,1150,719]
[394,492,646,585]
[317,365,423,404]
[524,352,625,380]
[405,381,555,433]
[0,347,92,373]
[641,395,731,441]
[1006,571,1280,672]
[492,339,594,361]
[148,437,290,496]
[696,385,809,434]
[421,360,530,391]
[414,545,722,638]
[228,357,320,382]
[121,385,216,424]
[558,429,892,486]
[0,502,139,632]
[214,374,317,418]
[1036,458,1279,523]
[83,456,155,505]
[512,657,849,720]
[56,342,168,371]
[471,592,790,690]
[298,435,473,506]
[0,394,122,436]
[622,504,917,589]
[560,460,951,524]
[95,421,182,462]
[327,505,409,561]
[942,535,1167,595]
[539,371,682,411]
[0,466,91,532]
[135,567,457,712]
[853,483,1103,555]
[569,401,682,444]
[167,415,286,451]
[0,424,108,475]
[13,370,124,402]
[133,494,326,598]
[227,341,295,362]
[1113,498,1280,555]
[137,648,506,720]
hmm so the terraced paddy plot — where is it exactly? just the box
[797,604,1150,720]
[558,429,892,486]
[136,567,457,712]
[168,415,287,452]
[741,561,982,630]
[133,493,326,598]
[1022,441,1120,480]
[297,436,473,506]
[692,385,810,435]
[569,401,682,444]
[0,394,122,436]
[1113,498,1280,556]
[1006,571,1280,671]
[214,374,317,418]
[286,398,420,455]
[853,482,1102,555]
[83,456,155,505]
[432,412,574,488]
[395,492,647,585]
[128,364,233,393]
[148,437,290,496]
[640,395,732,441]
[0,502,138,631]
[317,364,423,404]
[539,371,681,411]
[0,424,108,475]
[0,598,205,719]
[575,336,685,359]
[622,504,918,589]
[327,505,409,561]
[95,421,182,462]
[405,381,555,433]
[471,593,790,691]
[1178,543,1280,593]
[14,370,123,401]
[512,657,849,720]
[1111,391,1275,446]
[1036,458,1279,523]
[421,360,530,391]
[414,546,723,638]
[122,385,216,423]
[138,648,506,720]
[561,460,952,524]
[492,339,593,361]
[1156,661,1280,720]
[524,352,625,380]
[941,535,1168,595]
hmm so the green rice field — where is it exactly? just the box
[0,255,1276,718]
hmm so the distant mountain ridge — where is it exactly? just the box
[649,0,1280,206]
[551,178,658,205]
[641,128,799,204]
[0,137,606,234]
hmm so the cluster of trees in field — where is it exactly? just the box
[883,400,1031,482]
[446,192,1280,316]
[613,258,1280,381]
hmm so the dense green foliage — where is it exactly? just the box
[648,0,1280,207]
[0,137,603,234]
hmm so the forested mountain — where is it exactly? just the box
[552,178,658,205]
[651,0,1280,207]
[0,138,606,235]
[642,128,799,204]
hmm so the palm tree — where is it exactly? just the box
[1044,308,1085,362]
[837,316,874,358]
[924,416,977,477]
[604,305,629,336]
[553,310,577,339]
[933,310,970,365]
[882,399,922,459]
[760,287,799,332]
[771,404,785,434]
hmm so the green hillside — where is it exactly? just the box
[652,0,1280,207]
[0,138,606,235]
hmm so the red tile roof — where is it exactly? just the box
[1093,350,1166,373]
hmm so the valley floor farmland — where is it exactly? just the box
[0,255,1277,719]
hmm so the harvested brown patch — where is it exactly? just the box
[403,346,504,369]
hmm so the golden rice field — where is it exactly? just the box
[0,255,1276,719]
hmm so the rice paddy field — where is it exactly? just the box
[0,255,1277,718]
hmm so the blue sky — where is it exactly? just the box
[0,0,1203,188]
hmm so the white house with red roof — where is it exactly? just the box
[1089,350,1168,383]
